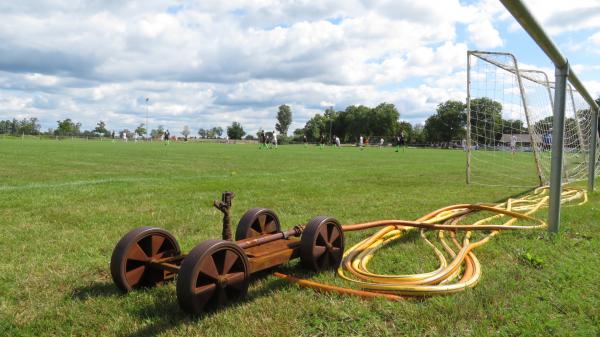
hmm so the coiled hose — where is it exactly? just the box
[274,186,587,300]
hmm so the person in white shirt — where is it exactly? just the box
[510,135,517,154]
[272,131,278,148]
[359,135,364,150]
[122,132,127,142]
[335,135,340,148]
[379,138,384,148]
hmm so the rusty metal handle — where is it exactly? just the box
[214,191,235,240]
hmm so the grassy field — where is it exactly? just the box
[0,138,598,337]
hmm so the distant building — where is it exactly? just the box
[499,133,531,145]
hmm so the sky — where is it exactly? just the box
[1,0,600,136]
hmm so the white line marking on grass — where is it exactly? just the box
[0,167,415,192]
[0,177,156,191]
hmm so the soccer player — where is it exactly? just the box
[272,131,278,149]
[122,131,127,142]
[379,138,384,148]
[335,135,341,148]
[396,131,405,152]
[358,135,364,150]
[319,134,325,149]
[461,138,466,151]
[259,130,266,149]
[510,135,517,155]
[543,129,552,151]
[164,130,170,145]
[303,135,307,147]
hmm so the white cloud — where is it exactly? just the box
[467,19,504,49]
[0,0,597,135]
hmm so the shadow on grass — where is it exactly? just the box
[71,281,122,300]
[117,269,294,337]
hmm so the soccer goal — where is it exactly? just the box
[466,50,600,188]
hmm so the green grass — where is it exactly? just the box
[0,138,598,337]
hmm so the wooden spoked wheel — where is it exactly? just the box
[176,240,250,314]
[235,208,281,240]
[300,216,345,272]
[110,227,181,292]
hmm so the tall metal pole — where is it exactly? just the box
[145,97,149,140]
[466,52,472,184]
[548,62,569,233]
[589,108,599,191]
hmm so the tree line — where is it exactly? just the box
[2,98,598,143]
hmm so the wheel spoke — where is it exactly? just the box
[329,248,342,267]
[320,252,330,270]
[331,247,342,259]
[193,283,216,309]
[264,220,276,233]
[317,225,328,244]
[217,287,228,306]
[248,228,261,238]
[225,272,246,290]
[257,214,267,232]
[128,243,150,262]
[125,265,145,285]
[222,250,239,275]
[328,226,340,244]
[312,245,327,259]
[199,255,220,279]
[151,235,166,257]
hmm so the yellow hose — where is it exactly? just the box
[274,186,587,299]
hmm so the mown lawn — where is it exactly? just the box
[0,138,598,336]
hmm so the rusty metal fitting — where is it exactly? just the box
[214,191,235,241]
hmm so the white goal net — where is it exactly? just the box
[467,51,600,187]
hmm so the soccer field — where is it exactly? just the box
[1,139,599,336]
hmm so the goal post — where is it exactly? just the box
[488,0,600,232]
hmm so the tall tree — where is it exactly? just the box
[212,126,223,138]
[55,119,81,136]
[134,123,146,137]
[397,121,413,142]
[424,100,467,142]
[14,118,41,135]
[150,125,165,138]
[227,122,245,139]
[198,128,207,138]
[372,103,400,137]
[182,125,191,139]
[469,97,503,145]
[94,121,109,135]
[276,104,292,136]
[412,123,426,143]
[301,103,401,142]
[303,113,327,141]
